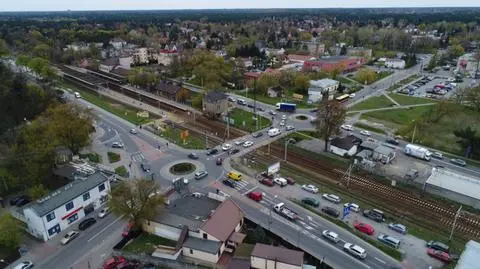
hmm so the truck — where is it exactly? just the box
[276,102,296,113]
[268,128,281,137]
[273,202,298,220]
[404,144,431,161]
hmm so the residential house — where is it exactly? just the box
[288,54,315,64]
[303,56,365,73]
[251,243,304,269]
[133,48,150,65]
[347,47,373,61]
[306,43,325,57]
[109,38,127,50]
[157,45,178,66]
[385,58,406,69]
[308,78,339,103]
[118,54,133,70]
[203,90,228,119]
[372,145,396,164]
[267,85,284,98]
[23,165,111,241]
[64,43,90,52]
[329,135,362,157]
[457,53,480,74]
[99,58,119,73]
[156,81,184,101]
[244,71,261,82]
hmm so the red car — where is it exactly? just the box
[247,191,263,202]
[354,222,375,235]
[103,256,126,269]
[427,248,458,263]
[285,177,296,185]
[259,178,274,186]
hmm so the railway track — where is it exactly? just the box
[258,143,480,239]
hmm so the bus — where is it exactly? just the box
[335,94,350,103]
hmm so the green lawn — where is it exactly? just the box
[228,108,271,132]
[388,94,437,106]
[79,152,102,163]
[349,95,395,111]
[361,106,433,127]
[353,122,386,134]
[107,152,121,163]
[60,81,154,125]
[386,74,422,92]
[115,165,128,177]
[123,233,177,254]
[159,127,206,149]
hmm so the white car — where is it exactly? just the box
[281,115,287,120]
[302,184,319,193]
[234,140,244,146]
[243,141,253,147]
[130,128,138,134]
[269,110,277,115]
[344,203,360,212]
[322,230,340,243]
[273,177,287,186]
[222,143,232,151]
[341,124,353,131]
[98,207,110,218]
[60,231,80,245]
[13,261,34,269]
[360,130,371,136]
[286,125,295,131]
[74,92,81,98]
[349,93,356,98]
[280,120,285,126]
[343,242,367,259]
[322,194,341,204]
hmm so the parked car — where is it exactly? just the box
[279,120,285,126]
[285,177,296,185]
[98,207,110,218]
[344,203,360,212]
[61,231,80,245]
[321,206,340,218]
[231,148,240,154]
[354,223,375,235]
[206,148,218,155]
[243,141,254,147]
[388,223,408,234]
[74,92,81,98]
[188,153,199,159]
[322,230,340,243]
[78,218,97,231]
[13,261,34,269]
[222,144,232,151]
[343,243,367,259]
[450,158,467,167]
[129,128,137,134]
[302,184,319,193]
[227,96,236,102]
[431,152,443,159]
[252,132,263,138]
[426,241,450,252]
[427,248,458,263]
[139,263,156,269]
[234,140,244,146]
[360,130,371,136]
[222,179,236,188]
[140,163,151,173]
[216,158,223,165]
[103,256,126,269]
[194,170,208,180]
[10,195,30,206]
[322,194,341,204]
[341,125,353,131]
[273,177,288,186]
[15,197,31,207]
[286,125,295,131]
[111,142,124,148]
[385,138,400,145]
[259,178,274,187]
[302,197,319,207]
[247,191,263,202]
[377,234,401,249]
[363,209,385,222]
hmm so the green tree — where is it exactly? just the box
[449,44,465,58]
[0,167,16,196]
[293,73,310,94]
[0,39,9,56]
[107,179,165,228]
[191,93,203,109]
[355,68,377,85]
[0,214,22,250]
[466,86,480,112]
[299,32,313,42]
[454,126,480,159]
[28,184,49,200]
[315,100,347,152]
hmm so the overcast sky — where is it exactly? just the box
[2,0,479,12]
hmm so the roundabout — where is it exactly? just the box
[169,162,196,175]
[159,159,207,181]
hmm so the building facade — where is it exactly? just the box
[251,243,304,269]
[385,58,406,69]
[347,47,373,61]
[303,56,365,73]
[457,53,480,73]
[308,79,339,103]
[203,90,228,119]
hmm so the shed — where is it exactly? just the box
[456,240,480,269]
[372,145,396,164]
[329,135,362,157]
[251,243,304,269]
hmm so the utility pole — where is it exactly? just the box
[341,164,353,188]
[449,205,462,242]
[205,131,208,149]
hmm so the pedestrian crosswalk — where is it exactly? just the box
[131,151,145,162]
[232,180,251,192]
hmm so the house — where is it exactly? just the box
[303,56,365,73]
[372,145,396,164]
[157,45,178,66]
[457,53,480,73]
[99,58,119,73]
[287,54,315,64]
[329,135,362,157]
[267,85,284,98]
[308,79,339,103]
[23,167,111,241]
[251,243,304,269]
[244,71,261,82]
[456,240,480,269]
[118,54,133,70]
[156,81,184,101]
[347,47,373,61]
[109,38,127,50]
[385,58,406,69]
[133,48,150,65]
[203,90,228,119]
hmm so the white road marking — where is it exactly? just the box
[374,257,387,264]
[243,185,258,195]
[88,215,123,242]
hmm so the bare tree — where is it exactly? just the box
[315,100,347,152]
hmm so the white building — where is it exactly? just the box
[109,38,127,50]
[251,243,304,269]
[23,171,111,241]
[308,78,339,103]
[133,48,149,65]
[457,53,480,74]
[119,55,133,70]
[329,135,362,157]
[384,58,406,69]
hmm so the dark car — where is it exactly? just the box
[321,206,340,218]
[247,103,254,108]
[259,178,274,187]
[188,153,199,159]
[257,107,265,112]
[231,148,240,154]
[222,179,235,188]
[78,218,97,231]
[363,209,385,222]
[252,132,263,138]
[10,195,30,206]
[302,197,320,207]
[15,197,31,207]
[427,241,450,253]
[139,263,156,269]
[216,158,223,165]
[206,148,218,155]
[385,138,400,145]
[140,163,152,173]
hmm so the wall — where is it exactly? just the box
[330,146,348,157]
[24,208,48,241]
[425,184,480,209]
[148,222,182,241]
[182,246,219,264]
[251,256,301,269]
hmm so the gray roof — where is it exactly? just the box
[374,145,395,155]
[456,240,480,269]
[331,135,362,150]
[27,172,108,217]
[183,237,222,254]
[426,168,480,201]
[204,90,227,102]
[309,79,339,89]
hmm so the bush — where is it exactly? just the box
[108,152,121,163]
[115,165,128,177]
[79,152,101,163]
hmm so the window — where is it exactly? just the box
[46,212,56,222]
[65,201,74,211]
[83,192,90,201]
[47,224,60,236]
[189,249,193,254]
[98,183,105,192]
[67,213,78,224]
[203,233,207,239]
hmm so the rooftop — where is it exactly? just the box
[456,240,480,269]
[204,90,227,102]
[426,168,480,200]
[374,145,395,155]
[183,236,222,254]
[201,199,243,242]
[156,81,182,95]
[309,78,339,89]
[331,135,362,150]
[251,243,304,266]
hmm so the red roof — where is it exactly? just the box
[288,54,313,62]
[200,199,243,242]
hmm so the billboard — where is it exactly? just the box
[267,162,280,176]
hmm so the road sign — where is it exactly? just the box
[342,205,350,219]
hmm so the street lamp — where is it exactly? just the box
[284,138,296,162]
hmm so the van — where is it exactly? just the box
[227,171,242,181]
[268,128,280,137]
[247,191,263,202]
[273,177,287,186]
[377,234,401,249]
[74,92,81,98]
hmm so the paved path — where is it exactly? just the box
[347,102,436,114]
[383,92,401,106]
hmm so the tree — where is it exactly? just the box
[315,100,347,152]
[0,39,9,56]
[466,86,480,112]
[449,44,465,58]
[191,93,203,109]
[28,184,49,200]
[454,126,480,159]
[293,73,310,94]
[0,214,23,250]
[107,179,165,228]
[299,32,313,42]
[427,53,437,71]
[355,68,377,85]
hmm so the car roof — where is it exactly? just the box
[351,245,366,253]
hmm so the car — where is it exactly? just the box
[273,177,288,186]
[354,223,375,235]
[206,148,218,155]
[247,103,254,108]
[97,206,110,218]
[74,92,81,98]
[427,248,458,263]
[257,107,265,112]
[344,203,360,212]
[343,243,367,259]
[188,153,199,159]
[129,128,137,134]
[231,148,240,154]
[349,93,356,98]
[247,191,263,202]
[321,206,340,218]
[216,157,223,165]
[286,125,295,131]
[385,138,400,145]
[450,158,466,167]
[279,120,285,126]
[243,141,253,147]
[140,163,152,173]
[10,195,30,206]
[431,152,443,159]
[15,197,31,207]
[60,231,80,245]
[227,96,236,102]
[259,178,274,186]
[377,234,401,248]
[363,208,385,222]
[322,194,341,204]
[234,140,244,146]
[77,218,96,231]
[222,179,236,188]
[301,197,319,207]
[252,132,263,138]
[13,261,34,269]
[388,223,408,234]
[222,144,232,151]
[302,184,319,193]
[237,99,247,105]
[426,241,450,252]
[341,124,353,131]
[103,256,127,269]
[269,110,277,115]
[111,142,124,148]
[322,230,340,243]
[310,108,319,113]
[281,115,287,120]
[360,130,371,136]
[367,137,375,142]
[285,177,295,185]
[194,170,208,180]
